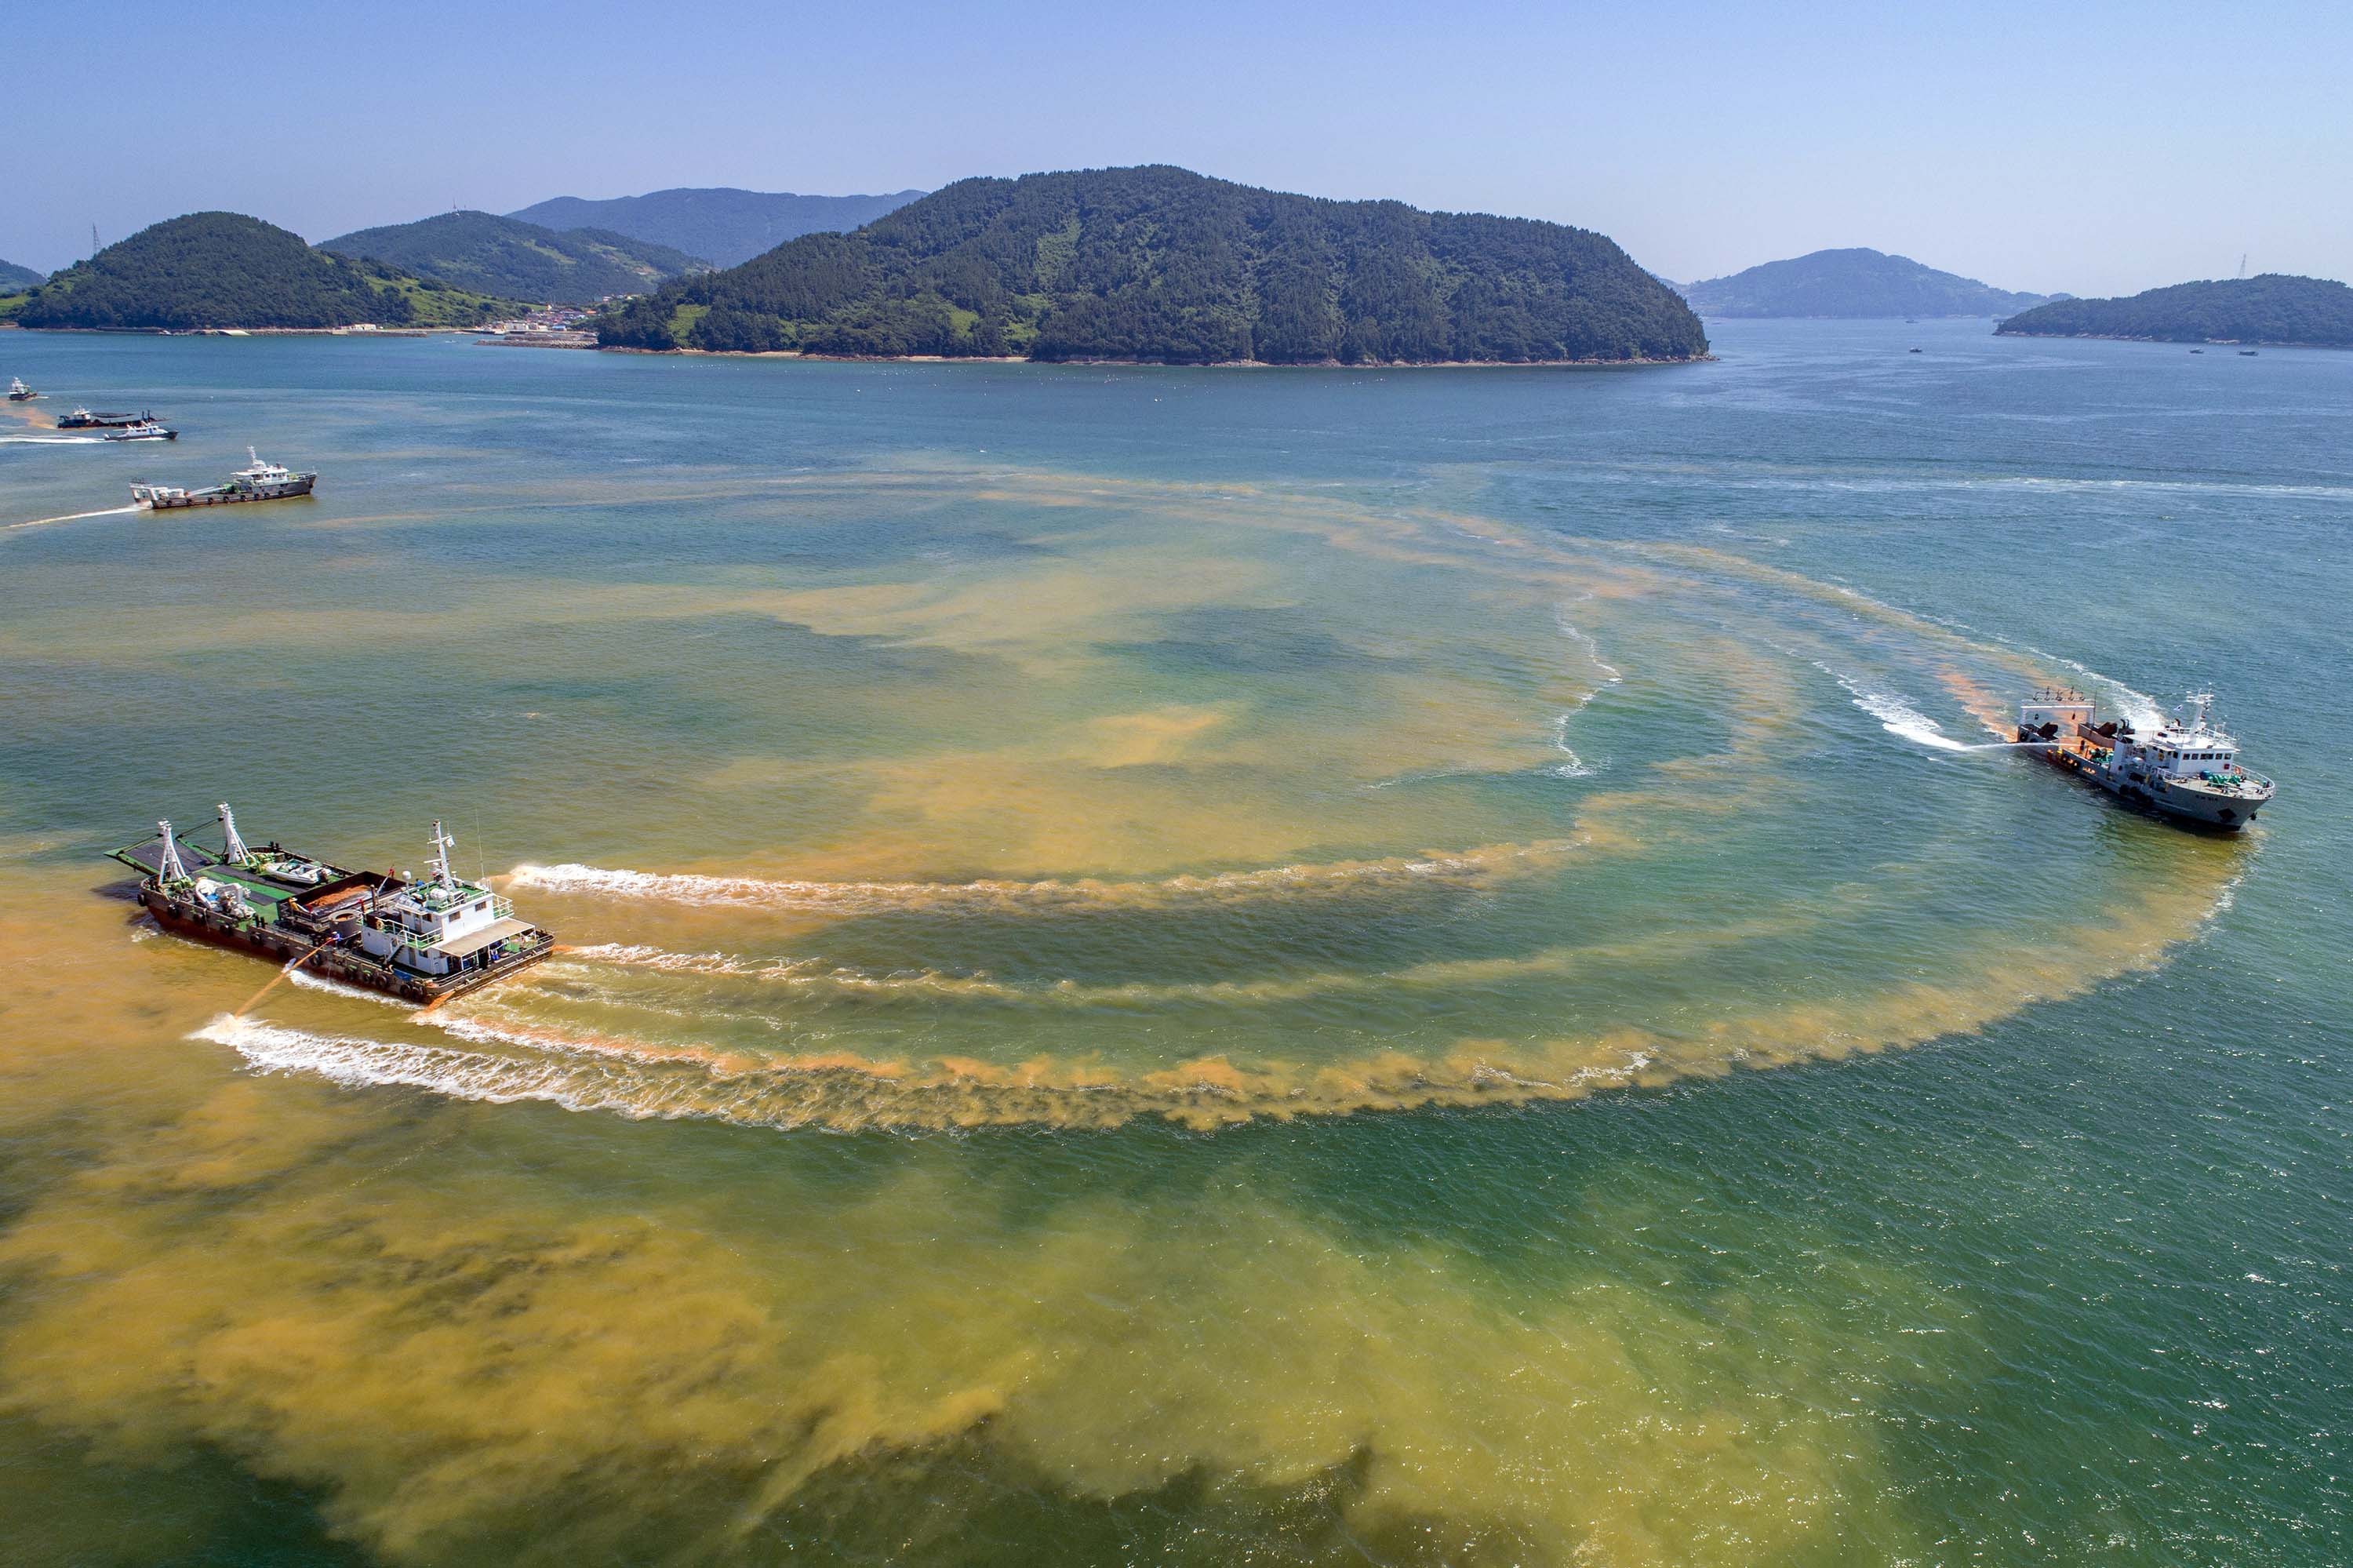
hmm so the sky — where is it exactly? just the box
[7,0,2349,296]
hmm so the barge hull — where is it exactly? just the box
[140,889,551,1003]
[147,479,316,508]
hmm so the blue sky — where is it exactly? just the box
[8,0,2348,295]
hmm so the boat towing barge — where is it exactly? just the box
[2018,688,2274,830]
[113,808,554,1003]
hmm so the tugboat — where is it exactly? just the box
[133,448,315,508]
[102,419,177,442]
[111,808,555,1005]
[58,406,154,429]
[7,377,35,402]
[2017,688,2274,830]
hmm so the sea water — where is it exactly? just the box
[1,320,2347,1564]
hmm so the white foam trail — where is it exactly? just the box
[1554,604,1625,693]
[2022,647,2165,730]
[0,434,105,446]
[201,1013,540,1093]
[1823,667,1973,751]
[3,503,140,533]
[1548,604,1620,778]
[1549,715,1596,778]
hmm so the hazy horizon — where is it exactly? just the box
[8,0,2348,297]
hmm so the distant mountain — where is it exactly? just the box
[322,210,707,304]
[507,187,926,268]
[1996,275,2353,348]
[0,258,43,292]
[1680,248,2057,318]
[593,166,1708,366]
[13,213,511,330]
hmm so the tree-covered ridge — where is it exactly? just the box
[0,257,43,292]
[593,166,1708,365]
[320,211,708,304]
[508,187,927,268]
[15,213,511,330]
[1995,275,2353,347]
[1679,248,2057,318]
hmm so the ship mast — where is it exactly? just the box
[426,820,459,890]
[218,802,253,866]
[156,820,190,883]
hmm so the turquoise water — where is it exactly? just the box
[1,321,2347,1563]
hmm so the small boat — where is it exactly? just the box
[1908,347,1922,354]
[2191,348,2204,354]
[57,407,155,430]
[2238,350,2259,357]
[6,377,36,402]
[103,420,177,442]
[132,447,316,509]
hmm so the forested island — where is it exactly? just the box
[12,213,511,330]
[1678,248,2057,318]
[508,187,926,269]
[0,258,42,293]
[592,166,1707,365]
[322,212,707,304]
[1996,275,2353,347]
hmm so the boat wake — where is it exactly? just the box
[1824,668,1977,751]
[507,842,1571,915]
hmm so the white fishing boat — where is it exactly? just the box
[2018,688,2275,830]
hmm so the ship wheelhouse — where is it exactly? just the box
[355,821,535,977]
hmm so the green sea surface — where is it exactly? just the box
[0,322,2346,1564]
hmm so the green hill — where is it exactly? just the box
[16,213,511,330]
[0,258,42,292]
[320,211,707,304]
[1996,275,2353,347]
[593,166,1708,365]
[508,187,926,268]
[1679,248,2057,318]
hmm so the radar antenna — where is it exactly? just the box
[156,820,190,883]
[218,802,253,865]
[427,820,458,888]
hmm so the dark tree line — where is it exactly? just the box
[594,167,1709,364]
[1998,275,2353,347]
[319,211,705,305]
[16,213,500,330]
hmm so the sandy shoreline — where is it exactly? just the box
[1993,328,2351,351]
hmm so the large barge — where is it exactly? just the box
[2018,688,2275,830]
[133,448,315,508]
[113,808,554,1004]
[59,406,155,429]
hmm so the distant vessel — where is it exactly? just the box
[2238,350,2260,357]
[7,377,35,401]
[59,406,155,429]
[112,809,555,1004]
[102,419,177,442]
[2018,688,2273,830]
[133,447,315,508]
